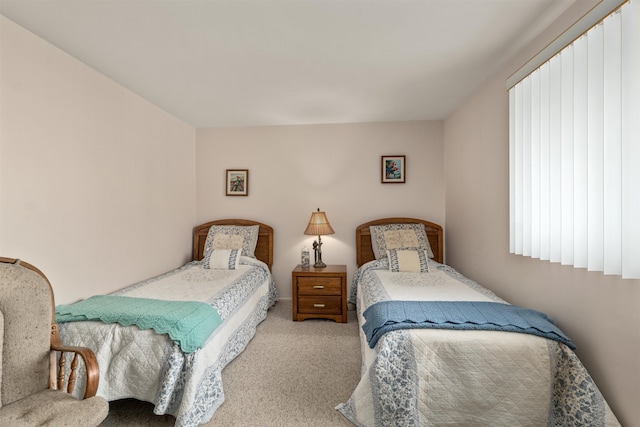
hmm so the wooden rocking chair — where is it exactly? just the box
[0,257,108,426]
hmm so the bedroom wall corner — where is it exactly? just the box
[0,16,197,304]
[195,121,445,300]
[442,1,640,425]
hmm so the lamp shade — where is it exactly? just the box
[304,209,335,236]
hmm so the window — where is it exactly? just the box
[509,0,640,278]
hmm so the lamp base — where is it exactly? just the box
[313,236,327,268]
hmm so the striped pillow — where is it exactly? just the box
[387,249,430,273]
[204,249,241,270]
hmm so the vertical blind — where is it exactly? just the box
[509,0,640,279]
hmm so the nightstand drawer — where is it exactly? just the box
[297,277,342,295]
[298,296,342,315]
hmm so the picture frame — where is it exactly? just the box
[381,155,406,183]
[226,169,249,196]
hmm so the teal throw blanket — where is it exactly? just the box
[55,295,222,353]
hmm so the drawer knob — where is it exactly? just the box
[313,285,325,289]
[313,304,326,308]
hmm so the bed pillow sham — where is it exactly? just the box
[387,249,430,272]
[203,225,260,259]
[370,223,434,260]
[204,248,241,270]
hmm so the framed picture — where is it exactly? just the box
[226,169,249,196]
[381,155,406,183]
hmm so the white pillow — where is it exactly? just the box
[370,223,434,259]
[387,249,430,273]
[204,249,241,270]
[203,225,259,259]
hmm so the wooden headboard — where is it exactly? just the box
[355,217,443,267]
[192,219,274,270]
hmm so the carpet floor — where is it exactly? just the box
[100,300,361,426]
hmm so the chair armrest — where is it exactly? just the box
[50,343,101,399]
[49,324,101,399]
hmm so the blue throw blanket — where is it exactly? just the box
[362,300,575,350]
[55,295,222,353]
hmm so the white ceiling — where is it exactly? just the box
[0,0,573,128]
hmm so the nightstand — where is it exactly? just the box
[292,264,347,323]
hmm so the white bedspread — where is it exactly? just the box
[337,259,620,427]
[58,258,277,427]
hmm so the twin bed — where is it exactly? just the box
[55,219,276,427]
[55,216,620,426]
[337,217,620,427]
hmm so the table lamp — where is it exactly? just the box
[304,208,335,268]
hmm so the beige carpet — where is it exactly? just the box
[100,300,361,426]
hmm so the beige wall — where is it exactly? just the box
[0,17,197,304]
[196,121,444,298]
[444,1,640,425]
